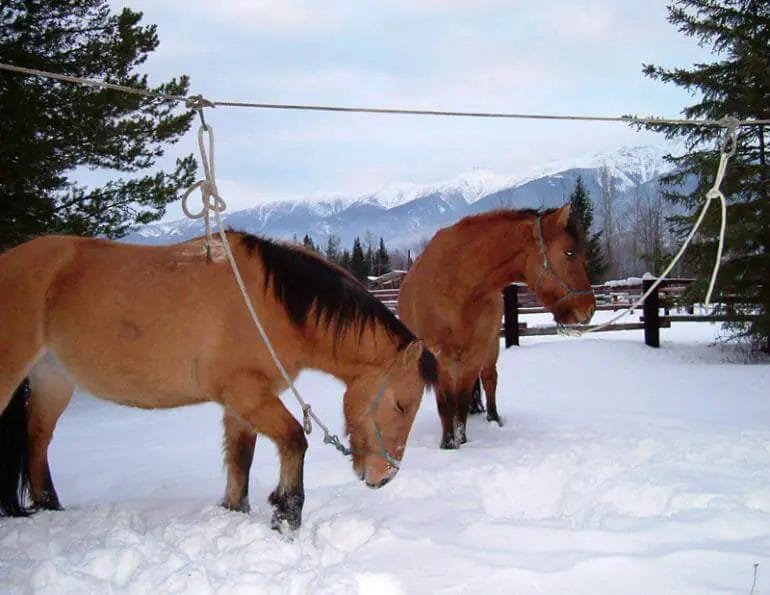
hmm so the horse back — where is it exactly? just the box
[1,235,288,408]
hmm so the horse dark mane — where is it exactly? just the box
[239,232,413,345]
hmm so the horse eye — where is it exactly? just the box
[565,249,575,258]
[395,401,406,414]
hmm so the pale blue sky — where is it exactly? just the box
[106,0,712,219]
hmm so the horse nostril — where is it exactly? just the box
[367,475,393,489]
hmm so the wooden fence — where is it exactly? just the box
[501,279,682,348]
[370,278,741,348]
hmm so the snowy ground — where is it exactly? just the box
[1,314,769,594]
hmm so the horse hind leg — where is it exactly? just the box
[468,377,485,414]
[26,358,74,511]
[222,406,257,513]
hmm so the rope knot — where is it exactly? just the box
[717,115,741,132]
[323,433,353,457]
[706,187,723,201]
[717,115,740,157]
[185,94,215,111]
[302,404,313,434]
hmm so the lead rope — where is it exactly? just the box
[559,117,738,337]
[180,107,353,457]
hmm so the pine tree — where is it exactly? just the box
[0,1,196,250]
[642,0,770,351]
[375,237,390,276]
[340,249,351,271]
[324,234,341,263]
[569,176,606,282]
[350,237,368,282]
[301,233,318,252]
[365,244,374,277]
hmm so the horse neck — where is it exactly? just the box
[452,215,536,294]
[303,321,400,384]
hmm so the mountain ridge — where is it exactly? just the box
[126,144,678,249]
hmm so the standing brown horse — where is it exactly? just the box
[398,206,595,449]
[0,232,437,530]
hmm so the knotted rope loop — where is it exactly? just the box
[701,123,737,306]
[181,124,226,259]
[558,115,739,337]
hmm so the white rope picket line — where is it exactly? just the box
[3,62,770,128]
[181,121,352,456]
[559,121,738,337]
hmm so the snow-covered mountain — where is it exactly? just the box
[125,145,678,249]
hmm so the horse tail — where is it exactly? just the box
[0,379,31,516]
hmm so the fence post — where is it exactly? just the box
[503,284,519,348]
[642,278,660,348]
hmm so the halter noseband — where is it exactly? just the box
[533,215,594,307]
[367,375,401,470]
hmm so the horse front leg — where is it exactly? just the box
[482,336,502,426]
[222,407,257,513]
[455,386,474,446]
[224,373,307,531]
[481,362,501,426]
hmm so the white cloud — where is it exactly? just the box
[122,0,349,35]
[380,0,511,12]
[533,1,619,44]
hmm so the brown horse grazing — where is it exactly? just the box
[0,232,437,530]
[398,206,595,449]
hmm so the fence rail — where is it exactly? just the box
[502,278,713,348]
[370,278,754,348]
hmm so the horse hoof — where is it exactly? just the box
[487,413,503,427]
[269,491,303,531]
[32,491,63,512]
[440,437,459,449]
[222,499,251,514]
[468,403,486,415]
[270,510,301,532]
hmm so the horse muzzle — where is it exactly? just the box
[357,460,399,489]
[553,295,596,325]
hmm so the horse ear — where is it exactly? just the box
[402,339,424,366]
[556,204,571,228]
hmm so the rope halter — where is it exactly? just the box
[533,215,594,307]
